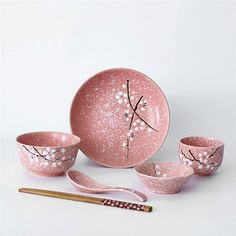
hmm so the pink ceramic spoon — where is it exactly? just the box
[66,170,147,202]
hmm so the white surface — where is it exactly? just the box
[1,1,236,235]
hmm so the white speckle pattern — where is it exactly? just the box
[70,68,170,167]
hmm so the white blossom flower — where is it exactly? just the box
[44,161,49,166]
[122,84,126,89]
[118,91,123,96]
[50,149,56,154]
[148,128,152,132]
[198,165,203,169]
[188,160,193,165]
[52,162,57,167]
[57,161,62,166]
[141,107,145,111]
[42,150,48,156]
[198,153,203,157]
[61,148,66,154]
[122,142,126,147]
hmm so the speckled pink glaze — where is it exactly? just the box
[66,170,147,202]
[135,162,194,194]
[179,136,224,176]
[70,68,170,168]
[16,132,81,176]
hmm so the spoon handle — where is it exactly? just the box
[111,187,147,202]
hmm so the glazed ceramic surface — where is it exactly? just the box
[70,68,170,168]
[66,170,147,202]
[135,162,194,194]
[179,136,224,175]
[17,132,81,176]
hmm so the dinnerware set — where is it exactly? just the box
[17,68,224,212]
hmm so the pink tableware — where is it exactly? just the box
[17,131,81,176]
[70,68,170,168]
[135,162,194,194]
[66,170,147,202]
[179,136,224,175]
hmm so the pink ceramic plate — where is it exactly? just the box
[70,68,170,168]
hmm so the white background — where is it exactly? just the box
[1,0,236,235]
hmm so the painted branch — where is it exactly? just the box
[126,80,158,132]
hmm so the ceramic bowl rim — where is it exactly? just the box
[16,131,81,148]
[180,136,224,149]
[134,161,194,181]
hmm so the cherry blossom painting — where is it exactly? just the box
[115,80,158,158]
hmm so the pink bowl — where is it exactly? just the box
[16,131,81,176]
[135,162,194,194]
[179,136,224,176]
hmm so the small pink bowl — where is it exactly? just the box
[135,162,194,194]
[16,131,81,177]
[179,136,224,176]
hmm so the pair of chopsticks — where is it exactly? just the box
[19,188,152,213]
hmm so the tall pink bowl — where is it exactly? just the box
[179,136,224,176]
[16,131,81,176]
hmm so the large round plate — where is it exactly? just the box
[70,68,170,168]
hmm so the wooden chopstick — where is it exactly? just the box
[19,188,152,213]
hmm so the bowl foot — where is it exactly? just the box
[29,170,64,177]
